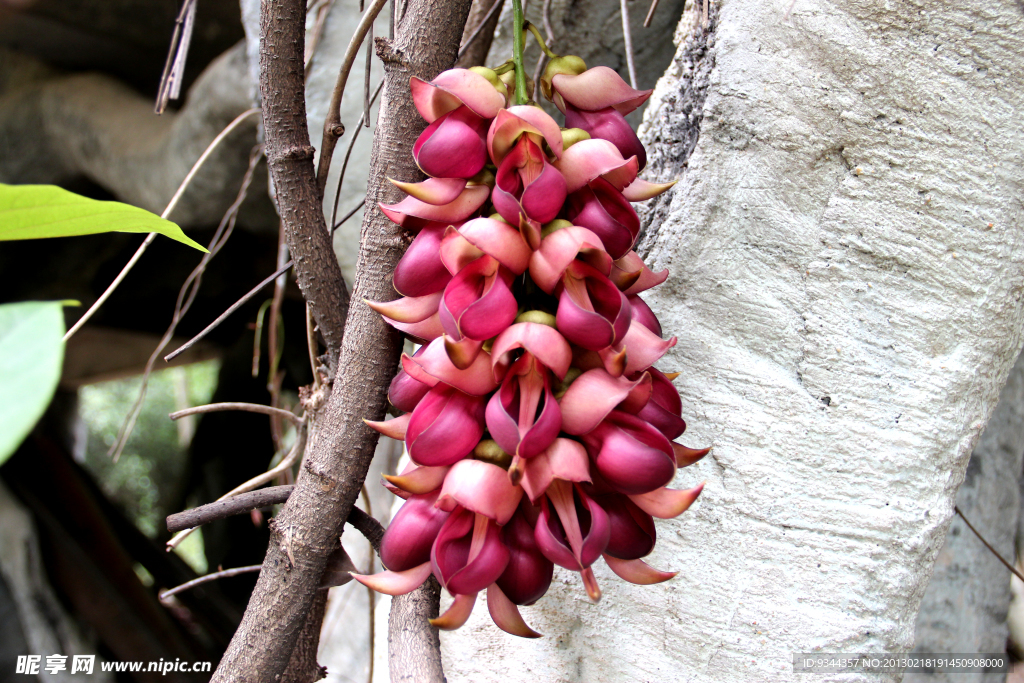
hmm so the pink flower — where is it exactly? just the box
[579,410,677,495]
[380,182,488,229]
[406,384,486,466]
[485,353,562,460]
[594,492,655,560]
[492,135,567,226]
[432,506,510,599]
[439,256,518,343]
[379,490,451,572]
[496,504,553,606]
[566,177,640,259]
[632,368,686,440]
[392,224,453,297]
[528,225,611,294]
[628,294,661,337]
[556,259,632,351]
[388,364,431,413]
[534,480,610,601]
[565,105,647,170]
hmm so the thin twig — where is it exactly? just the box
[305,0,338,75]
[167,485,295,532]
[109,146,264,461]
[541,0,554,43]
[328,79,384,230]
[160,565,263,600]
[332,202,365,234]
[306,304,321,389]
[169,402,304,427]
[364,23,373,127]
[620,0,638,88]
[267,224,290,451]
[63,108,261,343]
[155,0,197,114]
[164,260,294,362]
[457,0,504,59]
[167,424,309,550]
[955,506,1024,583]
[315,0,391,194]
[642,0,659,27]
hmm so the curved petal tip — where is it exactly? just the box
[429,592,478,630]
[487,584,542,638]
[603,555,677,585]
[351,561,432,596]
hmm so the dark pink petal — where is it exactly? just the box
[534,481,610,570]
[485,355,562,459]
[403,337,498,395]
[556,260,632,351]
[487,584,542,638]
[440,256,518,341]
[380,491,450,572]
[556,138,638,194]
[432,509,510,595]
[635,367,686,440]
[497,506,553,606]
[520,159,568,225]
[580,410,676,495]
[566,177,640,259]
[406,385,486,466]
[628,294,662,337]
[602,555,676,585]
[393,224,453,297]
[440,218,531,275]
[596,493,656,560]
[493,136,567,226]
[413,106,490,178]
[389,361,432,412]
[613,251,668,295]
[436,459,523,524]
[564,105,647,169]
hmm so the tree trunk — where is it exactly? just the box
[441,0,1024,681]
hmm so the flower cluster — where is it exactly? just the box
[352,58,707,639]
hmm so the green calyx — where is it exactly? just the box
[515,310,557,327]
[469,66,509,98]
[552,367,583,399]
[474,440,513,468]
[541,219,573,238]
[541,55,587,102]
[561,127,591,150]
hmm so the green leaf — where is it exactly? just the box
[0,301,66,465]
[0,184,208,252]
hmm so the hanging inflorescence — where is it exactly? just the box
[352,49,708,638]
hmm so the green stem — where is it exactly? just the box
[511,0,529,104]
[525,22,557,58]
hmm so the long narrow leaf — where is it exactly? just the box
[0,184,207,252]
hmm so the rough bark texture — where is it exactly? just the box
[442,0,1024,681]
[455,0,504,68]
[906,352,1024,683]
[210,0,473,679]
[387,577,445,683]
[258,0,348,366]
[280,592,329,683]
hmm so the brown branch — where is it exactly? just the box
[388,577,444,683]
[209,0,473,679]
[314,0,391,195]
[166,485,295,532]
[169,402,303,426]
[259,1,349,374]
[955,506,1024,583]
[159,565,262,600]
[455,0,505,67]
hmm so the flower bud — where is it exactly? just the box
[540,55,587,102]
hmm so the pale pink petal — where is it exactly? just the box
[558,369,648,435]
[556,138,638,194]
[441,218,531,275]
[351,561,432,596]
[622,177,676,202]
[429,592,478,630]
[506,105,564,158]
[614,251,669,295]
[389,177,467,205]
[487,106,564,166]
[529,226,610,294]
[551,66,652,115]
[379,184,489,227]
[363,413,411,441]
[622,320,677,375]
[366,292,442,323]
[628,483,704,519]
[405,337,499,395]
[602,555,677,585]
[381,463,451,495]
[385,313,444,343]
[491,323,572,380]
[673,443,711,467]
[436,459,523,525]
[411,69,506,122]
[487,584,542,638]
[520,438,592,502]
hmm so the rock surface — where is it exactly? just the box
[440,0,1024,681]
[905,352,1024,683]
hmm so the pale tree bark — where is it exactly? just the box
[442,1,1024,681]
